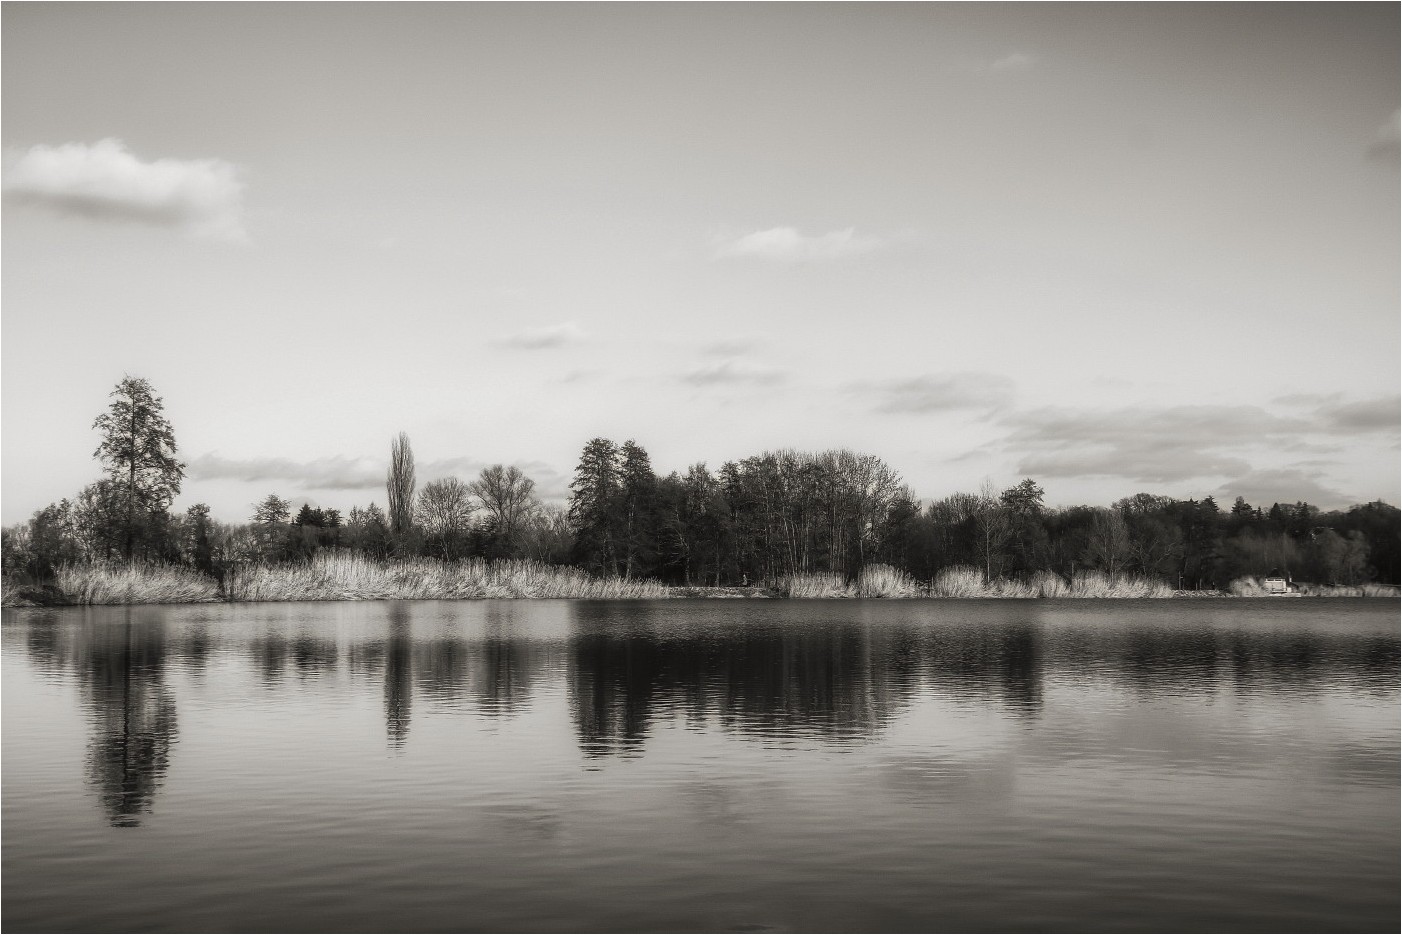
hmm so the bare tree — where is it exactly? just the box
[470,465,537,554]
[1083,508,1133,576]
[416,477,476,559]
[386,432,416,547]
[973,478,1012,583]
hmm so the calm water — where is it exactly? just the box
[2,599,1397,933]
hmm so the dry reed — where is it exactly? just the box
[54,561,221,605]
[223,552,668,601]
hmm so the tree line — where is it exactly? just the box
[3,377,1398,589]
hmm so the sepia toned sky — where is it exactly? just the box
[3,3,1398,524]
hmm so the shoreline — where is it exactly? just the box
[6,586,1399,609]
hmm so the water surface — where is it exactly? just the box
[3,599,1397,932]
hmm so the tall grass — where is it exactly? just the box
[54,561,220,605]
[1068,570,1172,598]
[930,566,986,597]
[856,564,919,598]
[775,572,854,599]
[223,552,668,601]
[926,566,1170,598]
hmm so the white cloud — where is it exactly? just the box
[946,52,1037,76]
[188,453,572,502]
[1369,108,1400,163]
[716,227,881,262]
[988,52,1035,73]
[4,138,246,240]
[680,358,785,386]
[495,321,586,349]
[854,372,1015,414]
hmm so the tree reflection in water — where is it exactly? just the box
[76,610,178,828]
[17,601,1395,825]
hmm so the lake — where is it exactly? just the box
[2,599,1397,932]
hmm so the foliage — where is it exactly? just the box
[91,376,185,561]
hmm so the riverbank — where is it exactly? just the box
[3,556,1396,607]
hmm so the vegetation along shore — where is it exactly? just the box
[3,377,1398,607]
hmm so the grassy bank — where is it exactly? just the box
[775,564,1174,599]
[3,557,1397,607]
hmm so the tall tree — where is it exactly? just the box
[617,440,658,578]
[386,432,417,550]
[568,438,621,575]
[92,376,185,561]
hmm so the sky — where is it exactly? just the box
[3,2,1398,525]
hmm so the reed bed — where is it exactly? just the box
[856,564,919,598]
[1297,582,1400,598]
[54,561,221,605]
[929,566,987,597]
[1068,570,1173,598]
[223,552,668,602]
[775,572,854,599]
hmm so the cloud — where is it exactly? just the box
[495,321,586,349]
[1214,468,1351,510]
[1312,395,1400,434]
[188,453,572,501]
[4,138,246,240]
[988,52,1035,73]
[1368,109,1400,163]
[680,358,785,386]
[854,372,1015,414]
[187,454,383,490]
[1000,404,1311,484]
[1271,392,1400,435]
[716,227,881,262]
[699,337,763,357]
[946,52,1037,76]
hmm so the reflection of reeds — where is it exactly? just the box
[55,561,220,604]
[223,552,667,601]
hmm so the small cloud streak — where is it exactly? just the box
[989,52,1035,73]
[947,52,1037,75]
[854,372,1015,414]
[680,358,785,386]
[188,453,571,501]
[4,138,246,240]
[716,227,880,262]
[495,321,586,349]
[1368,109,1400,163]
[188,454,383,490]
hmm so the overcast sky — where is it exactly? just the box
[3,3,1398,524]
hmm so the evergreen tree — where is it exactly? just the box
[568,438,621,575]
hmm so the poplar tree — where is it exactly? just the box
[386,432,417,550]
[92,376,185,561]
